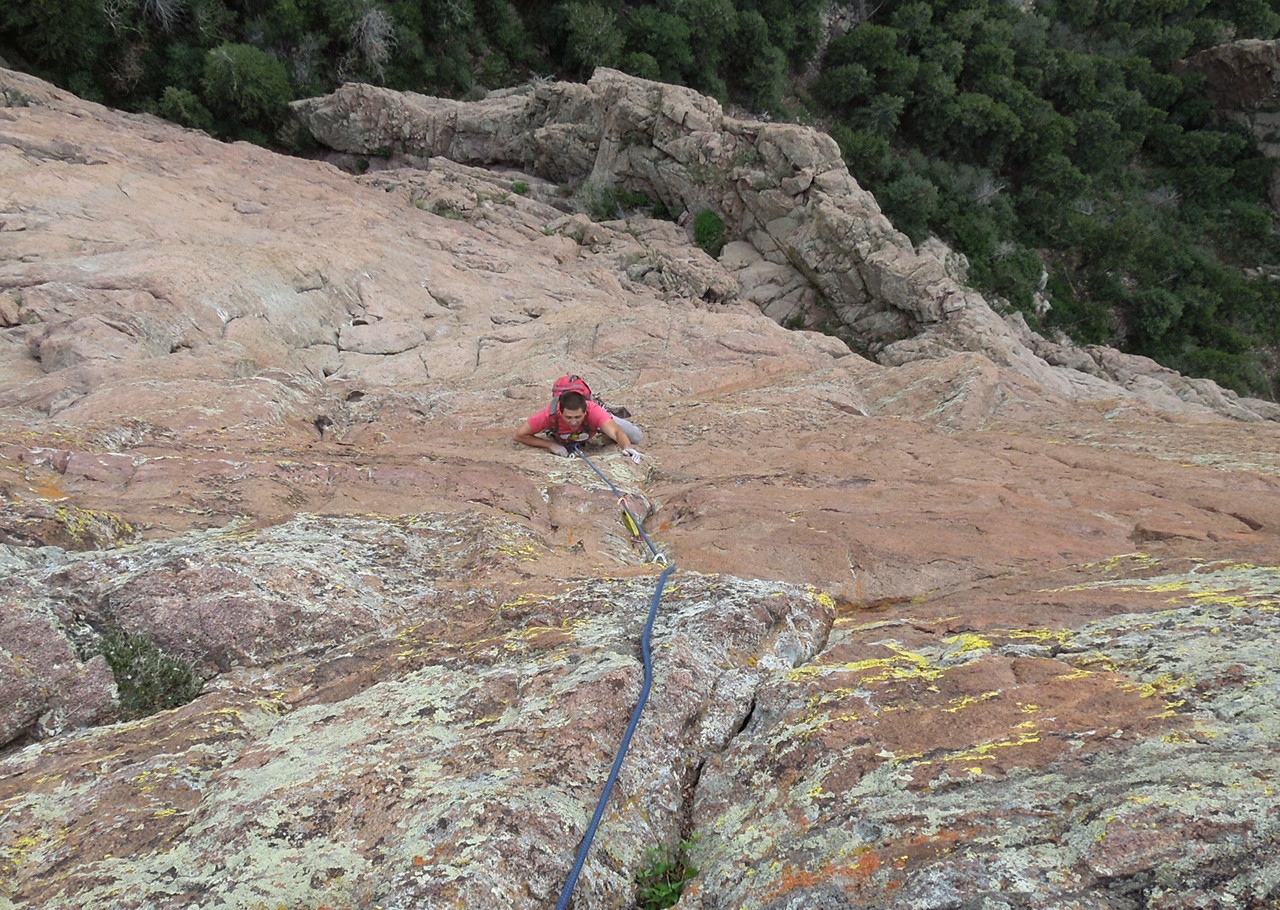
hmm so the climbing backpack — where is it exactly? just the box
[548,374,631,423]
[549,374,592,421]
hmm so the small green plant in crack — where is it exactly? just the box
[98,628,202,720]
[693,209,726,258]
[512,180,530,195]
[3,88,34,107]
[634,836,698,910]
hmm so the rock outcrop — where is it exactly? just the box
[2,65,1280,909]
[292,68,1280,422]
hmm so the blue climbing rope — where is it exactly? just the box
[570,447,665,563]
[554,447,675,910]
[555,561,677,910]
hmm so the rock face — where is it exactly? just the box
[292,68,1280,422]
[2,65,1280,910]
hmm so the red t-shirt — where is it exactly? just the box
[527,401,613,443]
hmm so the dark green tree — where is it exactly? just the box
[877,172,940,242]
[683,0,739,92]
[557,1,624,76]
[0,0,109,94]
[725,11,787,111]
[622,7,694,83]
[1202,0,1280,37]
[157,85,215,130]
[830,125,895,185]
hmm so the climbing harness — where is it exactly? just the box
[554,447,675,910]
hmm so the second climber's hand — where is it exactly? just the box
[621,447,642,464]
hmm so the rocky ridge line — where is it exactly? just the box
[292,68,1280,423]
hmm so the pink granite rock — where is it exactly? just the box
[1,64,1279,910]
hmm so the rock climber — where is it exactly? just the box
[515,389,645,463]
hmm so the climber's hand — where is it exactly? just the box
[621,447,642,464]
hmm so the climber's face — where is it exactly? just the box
[559,407,587,429]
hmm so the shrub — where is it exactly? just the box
[1,88,34,108]
[137,0,186,34]
[157,85,213,130]
[1045,277,1114,345]
[693,209,727,257]
[635,837,698,910]
[0,0,108,76]
[202,42,293,133]
[349,3,398,78]
[1128,287,1185,345]
[98,627,202,720]
[973,245,1043,313]
[1173,347,1270,398]
[830,125,893,185]
[622,7,693,82]
[621,51,662,81]
[578,183,622,220]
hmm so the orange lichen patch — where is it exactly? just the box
[853,848,882,877]
[29,477,69,499]
[887,826,973,868]
[766,848,884,901]
[765,830,975,903]
[771,865,829,893]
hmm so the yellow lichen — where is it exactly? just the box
[1054,667,1094,681]
[947,728,1042,764]
[942,633,992,653]
[53,504,135,543]
[1009,628,1075,645]
[807,588,837,612]
[942,691,1000,714]
[1,832,43,872]
[786,646,945,686]
[1120,672,1187,700]
[1187,590,1250,608]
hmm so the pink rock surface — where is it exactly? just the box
[1,66,1278,909]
